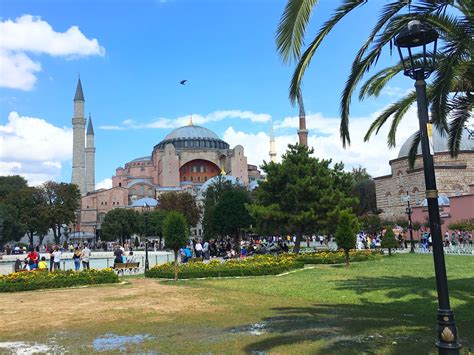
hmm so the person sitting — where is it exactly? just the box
[126,251,136,263]
[38,257,48,270]
[26,246,39,270]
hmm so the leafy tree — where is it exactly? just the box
[0,175,28,199]
[276,1,473,164]
[335,210,358,266]
[249,144,357,253]
[202,176,235,240]
[359,214,382,236]
[382,228,398,256]
[213,188,253,250]
[159,191,201,227]
[448,219,474,232]
[101,208,139,245]
[0,175,29,245]
[138,209,168,249]
[42,181,81,244]
[350,167,377,215]
[16,187,49,246]
[162,211,188,281]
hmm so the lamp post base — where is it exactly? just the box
[436,309,461,354]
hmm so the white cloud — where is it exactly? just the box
[0,112,72,185]
[99,110,271,130]
[96,178,112,190]
[224,108,420,177]
[0,15,105,90]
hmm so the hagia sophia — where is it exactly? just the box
[70,79,266,238]
[70,77,473,239]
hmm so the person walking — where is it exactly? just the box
[81,244,91,269]
[72,247,82,271]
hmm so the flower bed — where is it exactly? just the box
[145,255,304,279]
[145,251,381,279]
[0,269,120,293]
[291,250,381,264]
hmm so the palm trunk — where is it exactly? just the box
[344,249,350,266]
[174,249,179,281]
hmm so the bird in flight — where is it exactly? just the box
[180,80,187,85]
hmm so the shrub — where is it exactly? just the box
[0,269,119,293]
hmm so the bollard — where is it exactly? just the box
[167,254,169,262]
[107,258,109,268]
[155,255,158,266]
[63,260,66,270]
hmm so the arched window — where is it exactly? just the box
[413,187,420,204]
[453,184,463,196]
[385,192,392,206]
[397,171,403,186]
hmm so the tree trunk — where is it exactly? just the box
[174,249,179,281]
[159,235,163,250]
[233,230,241,254]
[388,247,392,256]
[293,231,302,254]
[344,249,350,266]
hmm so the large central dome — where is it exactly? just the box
[164,125,220,140]
[154,124,229,151]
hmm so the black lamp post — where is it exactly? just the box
[142,202,150,271]
[395,20,460,353]
[404,192,415,253]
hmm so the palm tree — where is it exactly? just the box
[276,0,473,164]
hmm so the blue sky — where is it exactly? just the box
[0,0,420,187]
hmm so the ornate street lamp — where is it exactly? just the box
[142,202,150,271]
[404,192,415,253]
[395,20,460,353]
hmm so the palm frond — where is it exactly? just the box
[448,94,473,156]
[387,91,418,147]
[288,0,365,104]
[407,131,421,169]
[276,0,319,64]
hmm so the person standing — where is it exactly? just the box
[195,239,203,258]
[52,246,62,270]
[73,247,82,271]
[81,244,91,269]
[202,240,209,260]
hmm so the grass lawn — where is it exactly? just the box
[0,253,472,354]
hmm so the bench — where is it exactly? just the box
[113,262,141,275]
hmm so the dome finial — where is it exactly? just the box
[188,115,193,126]
[220,168,226,176]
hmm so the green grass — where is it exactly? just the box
[1,253,473,354]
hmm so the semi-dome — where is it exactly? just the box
[398,129,474,158]
[154,124,229,151]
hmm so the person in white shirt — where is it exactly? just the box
[202,241,209,260]
[126,251,136,263]
[52,246,62,270]
[195,240,203,258]
[81,245,91,269]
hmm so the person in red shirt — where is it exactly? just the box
[26,246,39,270]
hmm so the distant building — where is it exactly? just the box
[374,129,474,233]
[71,79,262,238]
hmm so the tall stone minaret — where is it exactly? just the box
[297,90,308,147]
[71,77,87,195]
[85,113,95,193]
[269,119,277,163]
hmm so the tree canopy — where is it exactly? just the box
[101,208,139,244]
[249,144,357,253]
[335,210,358,266]
[162,211,189,281]
[159,191,201,227]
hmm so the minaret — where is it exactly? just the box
[71,77,87,195]
[269,119,277,163]
[85,113,96,193]
[297,91,308,147]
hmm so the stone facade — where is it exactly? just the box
[375,151,474,220]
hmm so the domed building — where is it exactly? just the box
[74,79,262,238]
[374,129,474,225]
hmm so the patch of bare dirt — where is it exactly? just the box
[0,279,219,337]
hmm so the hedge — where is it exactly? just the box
[145,251,381,279]
[0,269,120,293]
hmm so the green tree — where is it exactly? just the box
[0,175,29,244]
[159,191,201,227]
[138,210,168,249]
[0,175,28,199]
[16,187,49,246]
[249,144,357,253]
[42,182,81,244]
[276,1,473,164]
[382,228,398,256]
[101,209,139,245]
[202,176,235,240]
[335,210,358,266]
[360,214,382,236]
[162,211,188,281]
[448,219,474,232]
[213,188,253,250]
[351,167,377,216]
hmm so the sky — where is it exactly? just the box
[0,0,424,188]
